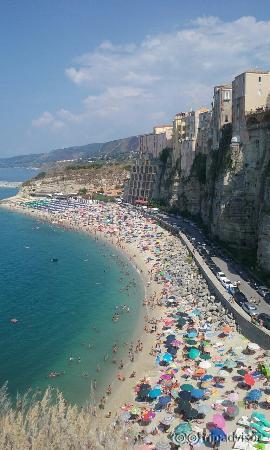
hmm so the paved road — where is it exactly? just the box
[156,213,270,316]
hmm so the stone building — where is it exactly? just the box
[196,110,212,155]
[180,108,209,177]
[212,84,232,150]
[232,69,270,145]
[172,113,187,165]
[153,124,173,141]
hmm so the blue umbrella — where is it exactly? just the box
[166,335,176,343]
[187,331,198,338]
[210,427,227,443]
[162,353,173,362]
[148,388,162,398]
[158,395,171,405]
[246,389,262,401]
[190,388,205,399]
[201,374,213,381]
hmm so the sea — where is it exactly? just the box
[0,168,144,404]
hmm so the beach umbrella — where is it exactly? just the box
[187,331,198,338]
[223,359,237,369]
[183,407,199,420]
[199,360,212,369]
[197,404,212,415]
[130,407,141,415]
[141,410,155,421]
[210,427,227,443]
[246,389,262,401]
[212,413,226,429]
[218,370,230,378]
[188,348,200,360]
[160,415,174,426]
[158,395,171,406]
[171,339,181,347]
[170,433,185,447]
[180,383,194,392]
[178,391,192,401]
[162,353,173,363]
[190,388,205,399]
[225,404,239,418]
[148,388,162,399]
[174,422,192,435]
[120,411,131,422]
[227,392,239,402]
[155,439,170,449]
[165,334,176,343]
[244,373,255,386]
[160,374,173,381]
[222,325,232,334]
[200,353,211,360]
[201,374,213,382]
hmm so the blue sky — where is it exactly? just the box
[1,0,270,156]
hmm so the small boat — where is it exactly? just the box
[10,318,18,324]
[51,258,58,262]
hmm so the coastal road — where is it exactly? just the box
[156,213,270,317]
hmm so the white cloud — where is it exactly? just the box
[32,16,270,143]
[32,111,65,131]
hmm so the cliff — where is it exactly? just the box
[20,162,130,198]
[157,114,270,278]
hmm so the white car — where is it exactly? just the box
[221,278,232,291]
[217,271,226,281]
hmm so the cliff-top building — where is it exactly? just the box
[180,107,209,177]
[212,84,232,150]
[172,113,187,165]
[232,69,270,145]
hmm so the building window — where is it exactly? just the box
[224,91,230,100]
[225,114,229,122]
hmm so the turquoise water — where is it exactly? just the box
[0,206,143,404]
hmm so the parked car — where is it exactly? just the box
[242,302,258,317]
[258,313,270,330]
[264,293,270,305]
[217,271,226,281]
[258,286,270,297]
[233,291,248,305]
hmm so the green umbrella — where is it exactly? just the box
[223,359,237,369]
[180,384,193,391]
[188,348,200,360]
[174,422,192,435]
[200,353,211,360]
[185,339,197,345]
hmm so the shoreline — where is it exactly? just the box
[0,196,166,420]
[2,196,270,449]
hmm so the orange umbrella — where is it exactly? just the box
[222,326,232,334]
[244,373,255,386]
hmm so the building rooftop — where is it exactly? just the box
[214,84,232,90]
[153,124,172,128]
[238,69,270,76]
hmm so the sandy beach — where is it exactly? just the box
[1,195,270,450]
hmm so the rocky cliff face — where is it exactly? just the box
[157,114,270,277]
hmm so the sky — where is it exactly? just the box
[1,0,270,157]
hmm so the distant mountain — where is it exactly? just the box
[0,136,139,168]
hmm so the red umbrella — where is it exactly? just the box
[244,373,255,386]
